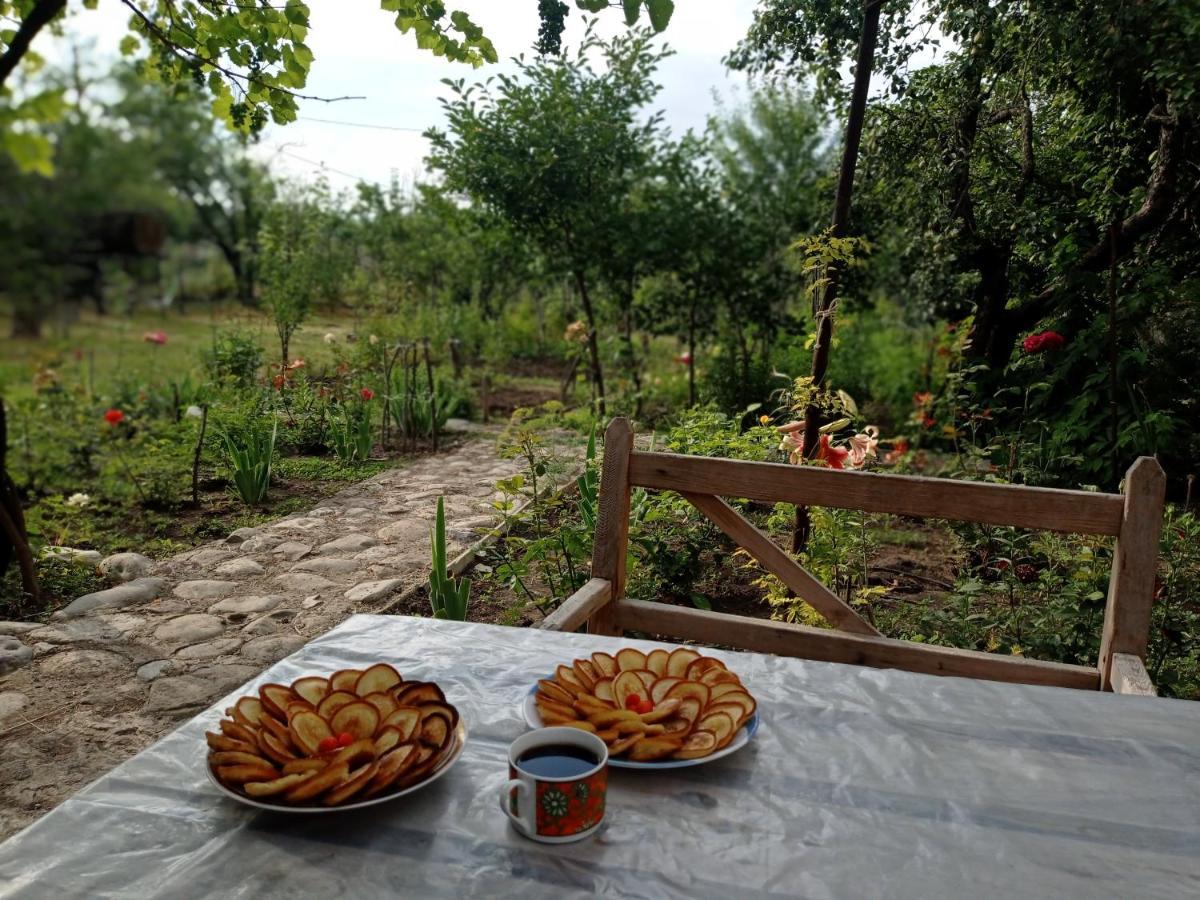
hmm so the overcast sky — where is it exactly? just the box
[52,1,762,190]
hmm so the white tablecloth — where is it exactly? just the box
[1,615,1198,898]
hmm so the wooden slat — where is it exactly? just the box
[541,578,612,633]
[1099,457,1167,688]
[1110,653,1157,697]
[588,418,634,635]
[613,599,1100,690]
[681,491,879,636]
[629,451,1125,536]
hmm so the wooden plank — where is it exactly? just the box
[1110,653,1157,697]
[1099,457,1167,688]
[588,417,634,635]
[681,491,879,636]
[629,451,1125,536]
[541,578,612,633]
[613,599,1100,691]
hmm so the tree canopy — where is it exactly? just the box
[0,0,675,173]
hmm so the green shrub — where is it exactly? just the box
[203,332,265,386]
[700,348,783,418]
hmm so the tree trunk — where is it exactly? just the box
[573,269,606,416]
[795,0,882,552]
[687,299,697,408]
[9,301,44,339]
[0,0,65,89]
[619,285,642,416]
[0,399,38,600]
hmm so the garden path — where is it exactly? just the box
[0,425,551,840]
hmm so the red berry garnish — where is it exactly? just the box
[624,695,642,711]
[317,736,338,753]
[337,732,355,747]
[638,699,655,714]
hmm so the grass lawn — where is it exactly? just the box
[0,305,368,400]
[0,304,419,619]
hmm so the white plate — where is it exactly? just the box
[522,684,758,770]
[205,720,467,813]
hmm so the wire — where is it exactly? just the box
[298,115,427,133]
[276,149,375,183]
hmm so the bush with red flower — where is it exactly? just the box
[1021,330,1066,354]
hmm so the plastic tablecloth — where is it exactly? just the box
[2,615,1199,899]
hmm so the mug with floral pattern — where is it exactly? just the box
[500,727,608,843]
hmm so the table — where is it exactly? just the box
[2,615,1198,898]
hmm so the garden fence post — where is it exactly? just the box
[588,417,633,635]
[1098,456,1166,689]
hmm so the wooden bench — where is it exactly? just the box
[542,417,1167,695]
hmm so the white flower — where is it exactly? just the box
[323,332,337,344]
[368,334,380,346]
[185,405,203,419]
[66,492,90,508]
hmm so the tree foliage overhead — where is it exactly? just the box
[0,1,495,155]
[0,0,674,173]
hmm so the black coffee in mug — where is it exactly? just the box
[515,744,599,779]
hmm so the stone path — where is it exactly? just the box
[0,429,544,841]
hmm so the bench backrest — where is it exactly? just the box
[544,417,1166,695]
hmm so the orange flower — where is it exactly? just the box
[884,438,910,464]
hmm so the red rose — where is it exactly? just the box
[360,388,375,401]
[1022,331,1066,354]
[103,408,125,425]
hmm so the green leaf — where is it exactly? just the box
[118,34,140,56]
[644,0,674,31]
[622,0,640,26]
[2,131,54,176]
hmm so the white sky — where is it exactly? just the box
[50,1,762,190]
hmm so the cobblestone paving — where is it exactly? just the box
[0,429,534,840]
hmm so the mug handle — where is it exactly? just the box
[499,778,535,835]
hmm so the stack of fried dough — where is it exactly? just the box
[206,663,460,807]
[534,647,756,762]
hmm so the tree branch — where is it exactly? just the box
[118,0,364,105]
[1016,84,1035,201]
[1010,106,1187,330]
[0,0,66,90]
[984,105,1021,126]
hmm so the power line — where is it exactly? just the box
[277,149,376,183]
[298,115,427,133]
